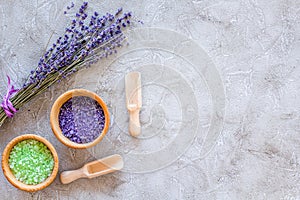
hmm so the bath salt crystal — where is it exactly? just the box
[59,96,105,144]
[9,139,54,185]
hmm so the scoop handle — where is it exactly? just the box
[129,109,141,137]
[60,168,86,184]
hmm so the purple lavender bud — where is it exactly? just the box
[116,8,122,15]
[82,13,87,19]
[67,2,74,10]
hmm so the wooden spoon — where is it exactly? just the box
[125,72,142,137]
[60,154,124,184]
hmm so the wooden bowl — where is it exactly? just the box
[2,134,59,192]
[50,89,110,149]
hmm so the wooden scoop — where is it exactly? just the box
[60,154,124,184]
[125,72,142,137]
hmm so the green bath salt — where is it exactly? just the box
[8,139,54,185]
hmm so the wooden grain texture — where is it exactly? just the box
[60,154,123,184]
[125,72,142,137]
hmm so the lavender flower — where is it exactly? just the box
[0,2,136,126]
[25,2,131,87]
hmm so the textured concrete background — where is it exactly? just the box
[0,0,300,199]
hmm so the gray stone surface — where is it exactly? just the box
[0,0,300,199]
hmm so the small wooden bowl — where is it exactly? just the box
[50,89,110,149]
[2,134,59,192]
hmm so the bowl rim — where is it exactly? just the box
[50,89,110,149]
[2,134,59,192]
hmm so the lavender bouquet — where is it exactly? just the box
[0,2,133,126]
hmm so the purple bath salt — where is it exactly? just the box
[59,96,105,144]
